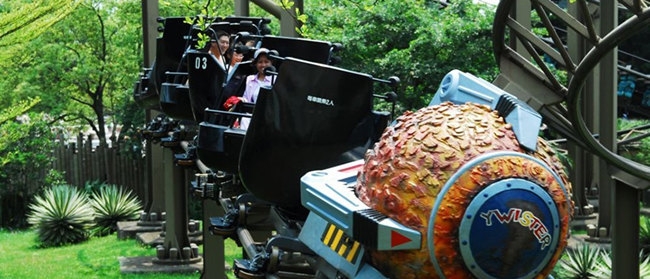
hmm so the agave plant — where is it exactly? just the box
[640,215,650,248]
[556,244,602,279]
[88,184,142,236]
[27,185,95,247]
[593,250,650,278]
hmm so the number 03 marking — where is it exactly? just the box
[194,57,207,69]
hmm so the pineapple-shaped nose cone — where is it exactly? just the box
[356,102,573,279]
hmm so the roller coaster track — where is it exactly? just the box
[492,0,650,183]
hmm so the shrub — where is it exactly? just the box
[84,179,106,193]
[88,184,142,236]
[594,250,650,278]
[27,185,94,247]
[641,215,650,248]
[0,112,56,229]
[556,244,602,279]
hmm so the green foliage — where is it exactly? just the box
[593,250,650,279]
[83,179,107,193]
[159,0,234,18]
[44,169,67,187]
[88,184,142,236]
[618,118,650,131]
[556,244,601,279]
[0,97,39,126]
[617,118,650,165]
[305,0,498,112]
[112,92,145,155]
[1,0,147,143]
[0,229,228,278]
[27,185,95,247]
[0,0,79,50]
[0,114,52,167]
[0,98,43,172]
[555,244,650,278]
[641,215,650,248]
[0,112,56,229]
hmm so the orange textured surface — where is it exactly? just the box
[356,102,573,279]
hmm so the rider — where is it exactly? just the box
[209,30,230,72]
[222,48,276,129]
[241,48,275,103]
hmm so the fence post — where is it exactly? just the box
[51,134,147,202]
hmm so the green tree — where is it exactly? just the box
[0,0,79,110]
[31,1,137,141]
[159,0,234,17]
[0,0,153,148]
[0,0,240,144]
[0,0,79,56]
[304,0,498,112]
[0,111,57,229]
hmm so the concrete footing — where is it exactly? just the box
[119,256,203,274]
[116,221,162,240]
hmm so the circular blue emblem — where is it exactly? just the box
[458,178,559,279]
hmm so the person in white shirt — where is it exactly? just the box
[209,31,230,72]
[238,48,275,129]
[242,48,274,103]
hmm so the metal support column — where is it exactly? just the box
[600,1,637,277]
[143,133,166,224]
[236,0,302,37]
[162,146,189,256]
[141,0,166,225]
[197,157,227,279]
[612,180,639,278]
[279,0,302,37]
[141,0,157,67]
[201,198,226,279]
[234,0,249,17]
[155,146,200,263]
[511,2,530,52]
[596,2,616,238]
[567,0,601,223]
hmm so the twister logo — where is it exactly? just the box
[479,208,551,250]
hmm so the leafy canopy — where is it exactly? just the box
[303,0,498,112]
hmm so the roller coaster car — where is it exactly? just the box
[197,102,254,174]
[159,71,194,121]
[207,19,267,41]
[294,70,572,279]
[200,57,397,278]
[187,35,342,124]
[147,17,199,109]
[195,57,394,206]
[133,67,157,110]
[185,52,255,123]
[239,57,392,215]
[259,35,342,65]
[141,16,266,113]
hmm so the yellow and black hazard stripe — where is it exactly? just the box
[321,223,361,264]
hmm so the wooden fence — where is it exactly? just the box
[52,134,146,200]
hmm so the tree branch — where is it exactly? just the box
[69,94,93,107]
[80,114,99,136]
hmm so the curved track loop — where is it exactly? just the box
[493,0,650,182]
[567,8,650,182]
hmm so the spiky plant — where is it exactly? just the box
[27,185,94,247]
[640,215,650,248]
[593,250,650,278]
[557,244,602,279]
[88,184,142,236]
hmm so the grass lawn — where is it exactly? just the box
[0,229,241,279]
